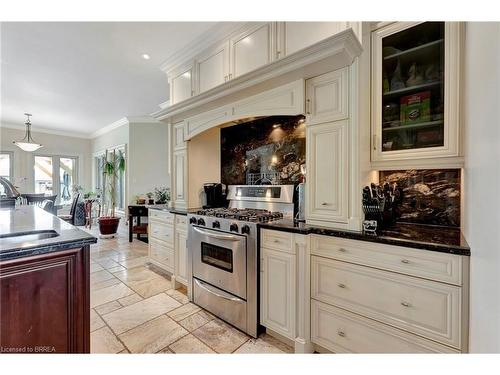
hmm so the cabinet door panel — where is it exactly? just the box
[170,66,193,104]
[196,42,229,94]
[175,230,188,285]
[306,121,348,224]
[261,247,296,339]
[281,22,345,56]
[173,150,187,208]
[306,68,348,125]
[230,23,275,78]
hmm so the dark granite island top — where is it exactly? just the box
[0,205,97,261]
[258,220,470,256]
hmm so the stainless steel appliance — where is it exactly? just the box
[187,184,294,337]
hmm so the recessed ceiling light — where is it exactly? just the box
[142,54,150,60]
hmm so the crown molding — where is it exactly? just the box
[0,122,91,139]
[89,117,129,139]
[159,22,247,74]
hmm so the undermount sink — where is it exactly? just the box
[0,230,60,247]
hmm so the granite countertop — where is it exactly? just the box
[258,220,470,256]
[0,206,97,261]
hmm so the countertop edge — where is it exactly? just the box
[258,223,470,256]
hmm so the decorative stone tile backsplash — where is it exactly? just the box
[379,169,461,227]
[221,115,306,186]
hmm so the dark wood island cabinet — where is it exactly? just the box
[0,206,96,354]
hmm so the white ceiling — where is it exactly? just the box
[0,22,218,137]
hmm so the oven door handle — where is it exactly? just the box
[194,279,245,303]
[192,226,242,241]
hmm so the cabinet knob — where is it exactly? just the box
[401,301,411,308]
[338,283,346,289]
[337,330,346,337]
[401,259,410,264]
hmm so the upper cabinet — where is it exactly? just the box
[278,22,349,57]
[195,41,230,94]
[229,23,276,78]
[165,22,361,106]
[169,62,195,104]
[371,22,462,166]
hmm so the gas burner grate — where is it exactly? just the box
[195,208,284,222]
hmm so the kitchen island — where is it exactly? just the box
[0,206,97,353]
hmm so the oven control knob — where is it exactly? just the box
[189,217,197,224]
[197,218,205,226]
[212,221,220,229]
[241,225,250,235]
[229,223,238,233]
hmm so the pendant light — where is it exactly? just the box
[13,113,43,152]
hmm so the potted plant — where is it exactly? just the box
[154,187,170,205]
[98,149,125,237]
[146,192,154,205]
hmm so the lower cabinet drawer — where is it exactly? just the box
[149,209,174,223]
[311,256,462,348]
[149,221,174,244]
[149,239,174,270]
[311,300,459,353]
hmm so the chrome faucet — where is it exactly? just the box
[0,177,20,198]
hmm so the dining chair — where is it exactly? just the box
[58,193,80,224]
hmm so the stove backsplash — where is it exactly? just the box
[379,169,461,227]
[221,115,306,186]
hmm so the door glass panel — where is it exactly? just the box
[59,157,75,204]
[381,22,445,152]
[201,242,233,273]
[34,156,53,195]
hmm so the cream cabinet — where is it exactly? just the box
[305,68,348,125]
[261,248,296,340]
[277,22,350,57]
[229,23,276,78]
[169,62,194,104]
[173,149,188,209]
[174,215,188,286]
[148,210,175,272]
[195,41,230,94]
[371,22,463,167]
[165,22,359,106]
[306,120,348,225]
[310,234,469,353]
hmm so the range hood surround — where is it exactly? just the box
[152,28,362,124]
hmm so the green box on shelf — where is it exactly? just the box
[400,91,431,125]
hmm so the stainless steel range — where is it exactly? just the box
[187,184,294,337]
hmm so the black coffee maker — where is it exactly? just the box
[203,183,227,208]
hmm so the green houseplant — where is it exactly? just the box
[98,149,125,237]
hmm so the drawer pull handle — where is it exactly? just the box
[337,331,346,337]
[338,248,347,253]
[273,239,281,243]
[321,202,330,206]
[338,283,346,289]
[401,259,410,264]
[401,301,411,308]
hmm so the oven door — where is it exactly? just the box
[191,226,247,299]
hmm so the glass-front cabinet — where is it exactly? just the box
[371,22,462,166]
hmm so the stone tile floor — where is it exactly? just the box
[86,225,293,354]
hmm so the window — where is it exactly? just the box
[0,152,13,180]
[34,155,78,204]
[0,152,14,197]
[94,146,126,213]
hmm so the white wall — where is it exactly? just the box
[0,125,92,192]
[464,22,500,353]
[91,124,129,155]
[128,122,169,204]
